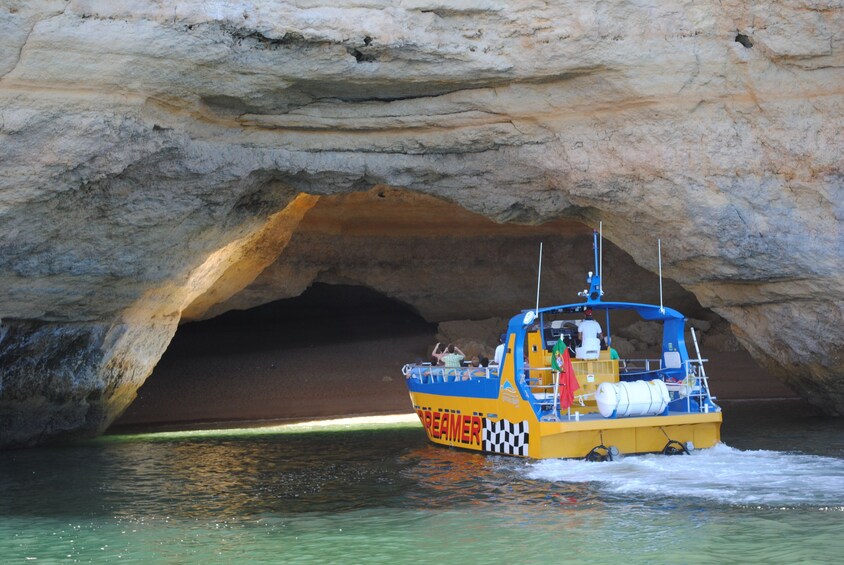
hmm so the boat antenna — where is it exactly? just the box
[593,229,599,275]
[600,221,609,340]
[535,241,543,315]
[599,221,603,294]
[658,238,665,314]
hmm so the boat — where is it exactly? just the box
[402,230,722,460]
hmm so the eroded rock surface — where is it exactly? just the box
[1,1,842,446]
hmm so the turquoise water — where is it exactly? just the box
[2,407,843,564]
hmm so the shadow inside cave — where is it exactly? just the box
[112,283,437,430]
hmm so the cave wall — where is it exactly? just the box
[1,1,842,446]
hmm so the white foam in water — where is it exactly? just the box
[528,443,844,506]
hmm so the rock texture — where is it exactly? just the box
[1,1,842,446]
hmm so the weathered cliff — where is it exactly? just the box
[1,1,842,446]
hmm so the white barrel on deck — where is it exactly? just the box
[595,380,670,418]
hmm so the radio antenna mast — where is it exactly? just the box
[599,221,604,290]
[600,222,610,338]
[658,239,665,314]
[535,241,543,315]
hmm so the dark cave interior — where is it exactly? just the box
[113,283,438,428]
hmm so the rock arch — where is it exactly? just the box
[1,1,842,446]
[115,188,767,429]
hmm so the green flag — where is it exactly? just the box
[551,338,567,371]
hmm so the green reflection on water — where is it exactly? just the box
[2,504,843,564]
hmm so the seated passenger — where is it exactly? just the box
[418,366,434,382]
[578,308,604,344]
[456,356,479,380]
[576,308,603,360]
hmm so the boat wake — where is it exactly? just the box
[528,443,844,507]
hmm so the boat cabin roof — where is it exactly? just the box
[523,301,685,322]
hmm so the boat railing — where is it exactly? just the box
[520,366,554,387]
[402,363,499,384]
[519,367,557,408]
[520,367,597,417]
[519,356,716,416]
[678,358,716,409]
[619,358,663,374]
[522,365,552,380]
[686,327,718,410]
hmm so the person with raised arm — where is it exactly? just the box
[431,342,446,365]
[440,344,466,368]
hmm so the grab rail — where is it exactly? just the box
[402,363,499,383]
[619,358,662,372]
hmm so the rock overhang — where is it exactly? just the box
[1,0,842,446]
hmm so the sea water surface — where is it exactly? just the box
[1,405,843,564]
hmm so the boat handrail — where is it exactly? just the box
[525,358,664,371]
[523,365,553,372]
[620,368,665,379]
[402,363,499,383]
[620,358,663,372]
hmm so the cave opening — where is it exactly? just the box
[112,187,793,432]
[114,283,437,429]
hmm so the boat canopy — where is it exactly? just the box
[509,298,692,379]
[522,301,685,322]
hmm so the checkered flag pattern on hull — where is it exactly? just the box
[482,419,529,456]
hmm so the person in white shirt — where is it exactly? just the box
[493,334,506,365]
[578,308,603,344]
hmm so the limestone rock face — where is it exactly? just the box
[1,1,842,446]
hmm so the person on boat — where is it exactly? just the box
[578,308,603,344]
[493,334,506,365]
[431,342,448,365]
[604,336,620,360]
[440,344,466,368]
[459,356,482,380]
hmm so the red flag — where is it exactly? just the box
[559,348,580,410]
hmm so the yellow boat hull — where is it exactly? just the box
[409,389,722,459]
